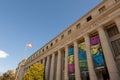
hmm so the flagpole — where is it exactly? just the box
[22,45,28,59]
[15,45,28,80]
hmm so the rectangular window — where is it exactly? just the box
[61,35,64,39]
[106,24,119,38]
[50,43,53,47]
[111,39,120,57]
[99,6,106,14]
[106,24,120,58]
[76,23,81,29]
[86,16,92,22]
[46,46,48,49]
[68,29,72,35]
[42,49,44,52]
[55,39,58,43]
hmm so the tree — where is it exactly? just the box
[22,62,44,80]
[2,70,15,80]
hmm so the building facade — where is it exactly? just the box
[16,59,26,80]
[17,0,120,80]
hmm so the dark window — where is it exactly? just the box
[68,29,72,35]
[55,39,58,43]
[106,24,120,57]
[42,49,44,52]
[111,39,120,57]
[99,6,106,13]
[86,16,92,22]
[46,46,48,49]
[61,35,64,39]
[50,43,53,46]
[106,24,119,38]
[76,23,81,29]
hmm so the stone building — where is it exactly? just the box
[15,59,26,80]
[17,0,120,80]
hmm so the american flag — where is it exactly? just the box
[26,43,32,48]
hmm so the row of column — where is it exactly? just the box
[45,51,62,80]
[42,26,120,80]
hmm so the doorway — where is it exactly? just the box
[69,73,75,80]
[81,71,90,80]
[96,68,109,80]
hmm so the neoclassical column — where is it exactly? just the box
[98,27,120,80]
[45,56,50,80]
[114,17,120,32]
[84,34,97,80]
[56,50,62,80]
[64,46,69,80]
[42,58,45,66]
[74,41,81,80]
[49,53,55,80]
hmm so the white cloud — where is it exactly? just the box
[0,50,9,58]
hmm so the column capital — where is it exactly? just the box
[97,26,104,31]
[73,39,78,43]
[65,45,69,49]
[74,40,78,47]
[84,34,89,38]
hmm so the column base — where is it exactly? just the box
[109,72,120,80]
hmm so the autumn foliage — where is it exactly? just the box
[22,63,44,80]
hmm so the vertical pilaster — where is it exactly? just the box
[98,27,120,80]
[64,46,69,80]
[49,53,55,80]
[56,50,62,80]
[84,34,97,80]
[45,56,50,80]
[114,17,120,32]
[74,41,81,80]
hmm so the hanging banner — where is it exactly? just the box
[68,55,74,64]
[78,42,88,70]
[90,35,100,45]
[68,48,75,73]
[91,44,104,67]
[68,64,74,73]
[90,35,105,67]
[68,48,74,56]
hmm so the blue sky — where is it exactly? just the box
[0,0,102,73]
